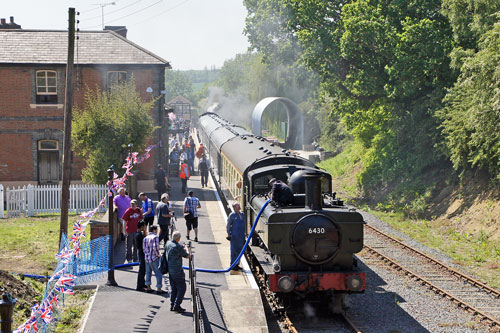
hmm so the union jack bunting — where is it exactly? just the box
[39,304,54,324]
[56,274,76,288]
[56,285,74,295]
[55,248,74,263]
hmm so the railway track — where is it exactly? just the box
[251,254,363,332]
[363,223,500,328]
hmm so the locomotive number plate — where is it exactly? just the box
[308,227,326,234]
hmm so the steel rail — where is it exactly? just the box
[341,312,363,333]
[364,244,500,327]
[365,224,500,298]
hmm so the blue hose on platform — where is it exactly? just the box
[21,199,271,278]
[183,198,271,273]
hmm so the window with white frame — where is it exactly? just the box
[36,70,58,104]
[107,71,127,89]
[38,140,59,151]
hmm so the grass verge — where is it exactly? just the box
[0,214,85,275]
[320,140,500,289]
[365,208,500,288]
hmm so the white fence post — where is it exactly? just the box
[0,184,4,218]
[27,184,34,217]
[5,184,109,218]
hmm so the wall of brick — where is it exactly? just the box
[0,65,164,185]
[0,133,33,181]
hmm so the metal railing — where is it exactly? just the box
[188,242,204,333]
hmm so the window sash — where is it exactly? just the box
[36,71,57,95]
[107,71,127,88]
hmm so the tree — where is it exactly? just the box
[438,22,500,179]
[72,79,156,184]
[276,0,456,195]
[164,70,193,102]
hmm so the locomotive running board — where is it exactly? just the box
[249,244,275,276]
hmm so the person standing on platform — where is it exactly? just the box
[166,231,190,312]
[134,221,148,292]
[187,146,195,175]
[226,202,245,271]
[179,159,190,194]
[198,155,209,188]
[195,143,205,159]
[113,187,131,238]
[122,199,143,263]
[183,190,201,242]
[154,164,170,201]
[156,193,173,245]
[143,225,165,294]
[169,147,180,164]
[139,192,155,227]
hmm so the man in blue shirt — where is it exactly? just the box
[226,202,245,271]
[139,192,155,226]
[166,231,190,312]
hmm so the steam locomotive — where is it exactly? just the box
[197,112,365,311]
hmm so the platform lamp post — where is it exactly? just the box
[1,293,16,333]
[106,165,118,286]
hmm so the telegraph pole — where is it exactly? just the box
[60,7,75,244]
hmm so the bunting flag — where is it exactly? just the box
[39,304,54,324]
[55,248,74,263]
[15,143,158,332]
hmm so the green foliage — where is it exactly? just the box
[318,140,363,179]
[164,70,193,102]
[72,79,156,184]
[280,0,456,198]
[438,22,500,179]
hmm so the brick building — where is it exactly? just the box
[0,26,170,190]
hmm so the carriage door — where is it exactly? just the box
[38,140,60,184]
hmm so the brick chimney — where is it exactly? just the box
[104,26,127,38]
[0,16,21,29]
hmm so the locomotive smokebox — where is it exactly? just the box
[304,172,323,210]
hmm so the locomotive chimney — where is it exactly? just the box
[304,172,323,210]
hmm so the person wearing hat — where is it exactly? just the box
[226,202,245,271]
[122,199,143,263]
[268,178,294,206]
[183,190,201,241]
[139,192,155,227]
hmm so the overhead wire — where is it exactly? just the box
[78,0,136,13]
[82,0,146,21]
[108,0,191,32]
[82,0,164,29]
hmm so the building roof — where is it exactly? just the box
[0,29,170,66]
[167,96,192,105]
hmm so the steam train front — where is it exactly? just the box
[247,170,366,305]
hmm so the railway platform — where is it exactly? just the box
[81,171,268,332]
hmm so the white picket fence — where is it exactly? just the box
[1,184,108,218]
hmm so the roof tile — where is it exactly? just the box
[0,29,169,65]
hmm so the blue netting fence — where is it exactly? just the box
[14,145,159,333]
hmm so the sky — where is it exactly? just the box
[2,0,250,70]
